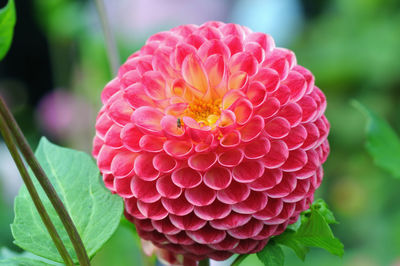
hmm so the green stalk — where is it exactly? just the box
[231,254,248,266]
[0,111,74,265]
[199,258,210,266]
[94,0,120,76]
[0,97,91,266]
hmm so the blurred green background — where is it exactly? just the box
[1,0,400,265]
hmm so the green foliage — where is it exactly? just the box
[353,101,400,178]
[0,0,16,60]
[0,247,58,265]
[255,200,343,266]
[257,240,284,266]
[11,138,123,263]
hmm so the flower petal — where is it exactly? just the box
[156,174,182,199]
[171,167,202,189]
[204,167,232,190]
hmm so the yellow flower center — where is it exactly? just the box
[184,98,222,127]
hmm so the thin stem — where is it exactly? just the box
[198,258,210,266]
[0,97,91,266]
[0,112,74,265]
[94,0,120,76]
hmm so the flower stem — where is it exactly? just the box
[0,97,91,266]
[94,0,120,76]
[199,258,210,266]
[0,111,75,266]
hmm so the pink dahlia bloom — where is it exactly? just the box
[93,21,329,262]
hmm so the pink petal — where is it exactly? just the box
[101,78,120,104]
[245,42,265,63]
[217,181,250,204]
[188,152,217,171]
[265,117,291,139]
[139,135,165,152]
[97,145,118,174]
[229,52,258,76]
[271,84,291,105]
[171,167,202,189]
[232,191,268,214]
[218,149,244,167]
[243,137,271,159]
[249,168,283,191]
[233,239,259,254]
[281,149,308,172]
[278,103,303,127]
[204,54,227,95]
[217,110,237,134]
[164,140,194,159]
[107,93,134,126]
[132,106,164,134]
[295,150,320,179]
[131,176,161,203]
[220,130,241,148]
[266,172,297,198]
[110,151,136,178]
[293,65,315,95]
[198,40,230,61]
[283,179,311,203]
[186,225,226,245]
[220,23,245,39]
[221,89,245,109]
[161,195,194,216]
[247,81,267,108]
[156,174,182,199]
[104,124,123,148]
[232,98,253,126]
[257,97,280,119]
[125,197,145,219]
[253,198,283,220]
[161,115,185,139]
[137,200,168,220]
[95,111,113,139]
[152,218,181,235]
[134,153,160,181]
[210,212,251,230]
[152,48,178,80]
[301,123,320,150]
[209,235,240,251]
[254,68,280,93]
[194,200,231,220]
[228,71,248,90]
[232,160,264,183]
[185,33,207,49]
[204,167,232,190]
[240,115,265,142]
[153,154,178,174]
[196,25,223,40]
[261,140,289,168]
[228,219,264,239]
[165,232,195,245]
[121,123,143,152]
[185,183,217,207]
[182,54,209,93]
[223,35,244,56]
[120,70,142,90]
[252,225,279,240]
[169,213,207,231]
[283,70,307,102]
[174,43,196,69]
[282,125,307,150]
[298,96,318,123]
[142,71,167,100]
[114,175,134,198]
[92,135,104,158]
[246,32,275,52]
[264,202,296,225]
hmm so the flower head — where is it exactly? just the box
[93,21,329,262]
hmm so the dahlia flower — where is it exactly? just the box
[93,21,329,263]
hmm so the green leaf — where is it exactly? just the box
[0,257,55,266]
[274,199,344,261]
[311,199,338,224]
[11,138,124,263]
[0,0,16,60]
[353,100,400,178]
[0,247,60,265]
[256,240,284,266]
